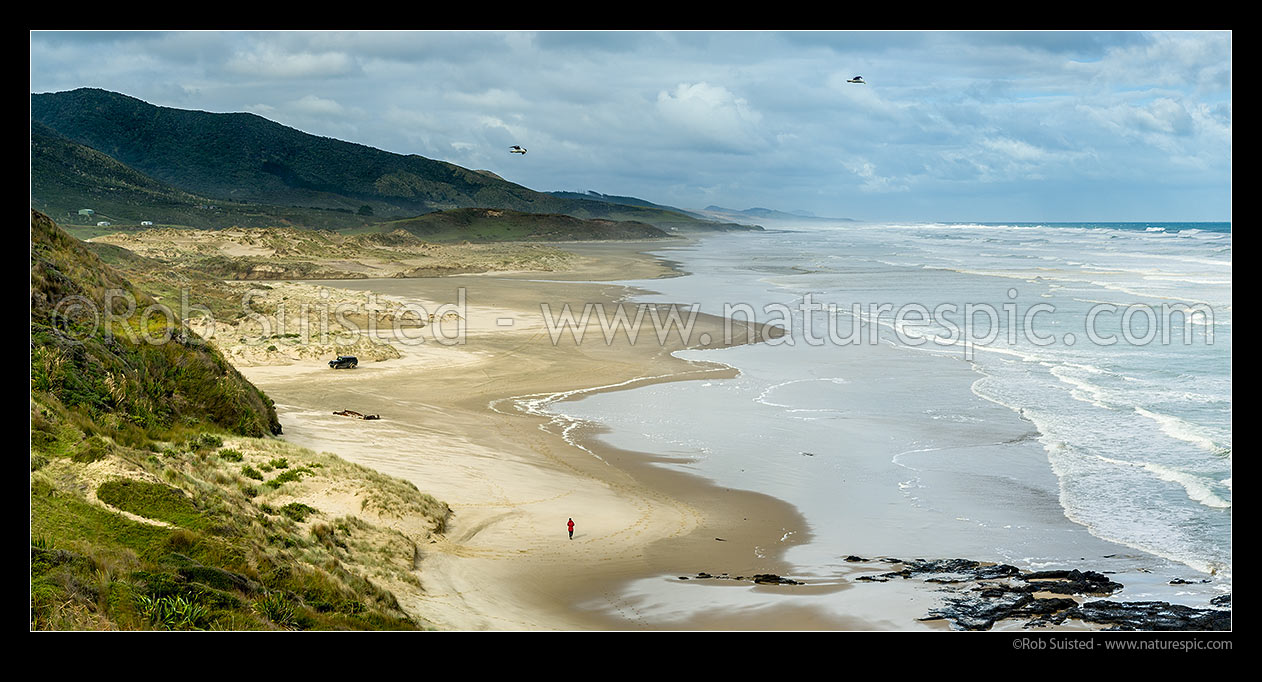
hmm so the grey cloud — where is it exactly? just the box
[960,30,1151,56]
[534,31,657,53]
[28,30,1230,221]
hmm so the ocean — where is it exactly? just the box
[537,221,1231,618]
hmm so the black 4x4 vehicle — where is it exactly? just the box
[329,355,358,369]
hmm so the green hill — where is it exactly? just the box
[31,122,383,232]
[32,88,754,233]
[32,121,203,220]
[30,88,526,215]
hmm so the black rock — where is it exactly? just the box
[923,577,1086,631]
[1070,600,1232,631]
[1020,569,1123,595]
[869,557,1022,584]
[924,591,1035,631]
[976,564,1023,580]
[1016,597,1080,619]
[752,573,804,585]
[684,570,804,586]
[904,558,980,574]
[852,553,1229,631]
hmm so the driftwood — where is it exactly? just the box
[333,410,381,420]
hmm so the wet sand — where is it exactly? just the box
[237,241,882,630]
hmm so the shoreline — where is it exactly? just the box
[236,239,854,630]
[230,237,1229,631]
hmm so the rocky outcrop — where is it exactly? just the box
[1021,569,1124,595]
[677,572,804,585]
[860,558,1024,584]
[1069,600,1232,631]
[848,556,1229,631]
[752,574,805,585]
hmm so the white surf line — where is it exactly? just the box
[1052,493,1228,579]
[963,373,1233,575]
[753,377,849,409]
[1090,453,1231,510]
[889,438,1038,509]
[889,436,1038,470]
[488,365,738,463]
[1133,406,1230,457]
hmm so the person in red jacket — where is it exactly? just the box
[567,518,575,540]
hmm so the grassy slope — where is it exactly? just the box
[30,210,450,630]
[31,210,281,439]
[31,429,449,631]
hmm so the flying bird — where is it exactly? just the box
[509,145,527,154]
[847,76,866,84]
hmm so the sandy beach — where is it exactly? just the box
[143,233,1231,633]
[220,234,1231,632]
[232,241,876,630]
[32,33,1232,638]
[41,222,1228,632]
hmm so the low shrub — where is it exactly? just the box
[218,448,244,462]
[280,502,318,522]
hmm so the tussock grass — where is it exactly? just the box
[32,400,447,631]
[31,211,446,630]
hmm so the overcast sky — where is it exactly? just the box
[30,30,1231,222]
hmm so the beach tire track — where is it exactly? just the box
[522,431,704,560]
